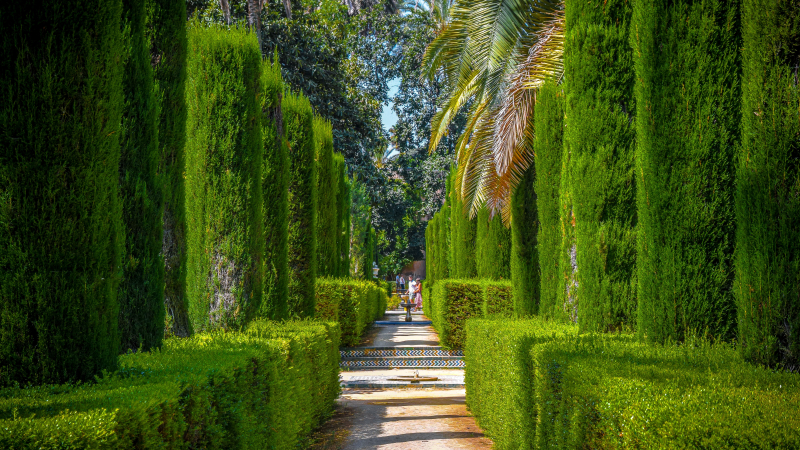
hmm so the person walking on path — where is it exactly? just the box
[414,278,423,310]
[395,274,400,293]
[399,275,406,292]
[407,276,417,310]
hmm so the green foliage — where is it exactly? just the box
[0,0,125,385]
[564,0,637,333]
[464,318,577,450]
[426,280,483,348]
[333,154,350,277]
[735,0,800,369]
[466,318,800,449]
[557,144,578,324]
[633,0,741,343]
[534,80,565,321]
[349,180,372,278]
[150,0,191,338]
[185,23,264,331]
[361,224,376,280]
[482,280,514,317]
[0,321,340,449]
[510,167,539,317]
[476,208,511,280]
[260,55,290,321]
[315,117,339,277]
[119,0,165,353]
[448,176,477,279]
[284,90,317,317]
[315,278,387,346]
[437,203,450,281]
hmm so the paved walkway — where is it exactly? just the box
[336,311,492,449]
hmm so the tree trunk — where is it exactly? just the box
[282,0,292,19]
[219,0,231,24]
[248,0,262,48]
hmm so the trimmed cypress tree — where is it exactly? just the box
[427,215,437,285]
[259,55,289,320]
[284,90,317,316]
[314,117,338,277]
[149,0,190,338]
[118,0,164,353]
[362,224,375,280]
[534,80,565,319]
[558,140,579,323]
[476,207,511,280]
[0,0,125,385]
[735,0,800,367]
[438,191,451,281]
[511,166,539,316]
[185,24,264,331]
[633,0,741,343]
[449,176,478,279]
[565,0,637,332]
[338,166,351,278]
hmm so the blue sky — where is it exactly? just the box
[381,78,401,134]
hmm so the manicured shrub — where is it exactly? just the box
[333,154,349,277]
[564,0,637,333]
[260,56,290,321]
[482,280,514,317]
[448,178,478,279]
[426,214,438,285]
[511,167,540,317]
[427,280,483,348]
[557,150,579,323]
[464,318,577,450]
[534,80,565,320]
[735,0,800,368]
[315,117,339,277]
[118,0,165,353]
[315,279,387,346]
[0,321,341,449]
[633,0,741,343]
[476,207,511,280]
[361,224,375,280]
[437,193,451,281]
[150,0,191,338]
[284,90,317,317]
[185,24,264,331]
[0,0,125,385]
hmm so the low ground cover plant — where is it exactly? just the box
[465,317,800,449]
[0,320,339,450]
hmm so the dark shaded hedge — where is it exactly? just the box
[633,0,741,343]
[735,0,800,368]
[284,91,317,317]
[149,0,190,337]
[185,24,264,331]
[335,156,351,277]
[476,207,511,280]
[118,0,164,353]
[0,321,341,449]
[0,0,125,385]
[259,56,290,321]
[564,0,637,333]
[315,117,338,277]
[534,80,565,320]
[511,167,539,316]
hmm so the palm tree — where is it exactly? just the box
[423,0,564,222]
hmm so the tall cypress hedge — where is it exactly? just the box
[337,163,351,278]
[259,56,289,320]
[0,0,125,384]
[511,166,539,316]
[284,91,317,316]
[118,0,164,353]
[362,223,374,280]
[735,0,800,367]
[448,176,477,279]
[558,139,578,323]
[564,0,637,332]
[149,0,190,338]
[633,0,741,343]
[314,117,338,278]
[436,195,450,282]
[185,24,264,331]
[534,80,565,320]
[476,208,511,280]
[427,215,438,285]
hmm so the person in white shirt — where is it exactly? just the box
[407,276,418,309]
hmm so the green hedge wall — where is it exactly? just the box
[315,279,387,346]
[437,190,451,281]
[333,154,349,277]
[284,91,317,317]
[476,207,511,280]
[466,318,800,450]
[511,167,539,316]
[315,117,339,277]
[0,321,341,449]
[150,0,190,338]
[735,0,800,368]
[464,319,577,450]
[0,0,125,385]
[426,280,484,348]
[185,24,264,331]
[564,0,637,333]
[425,220,434,283]
[557,146,578,323]
[482,280,514,317]
[633,0,741,343]
[361,223,375,280]
[448,178,478,279]
[534,80,565,320]
[259,56,290,320]
[118,0,165,353]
